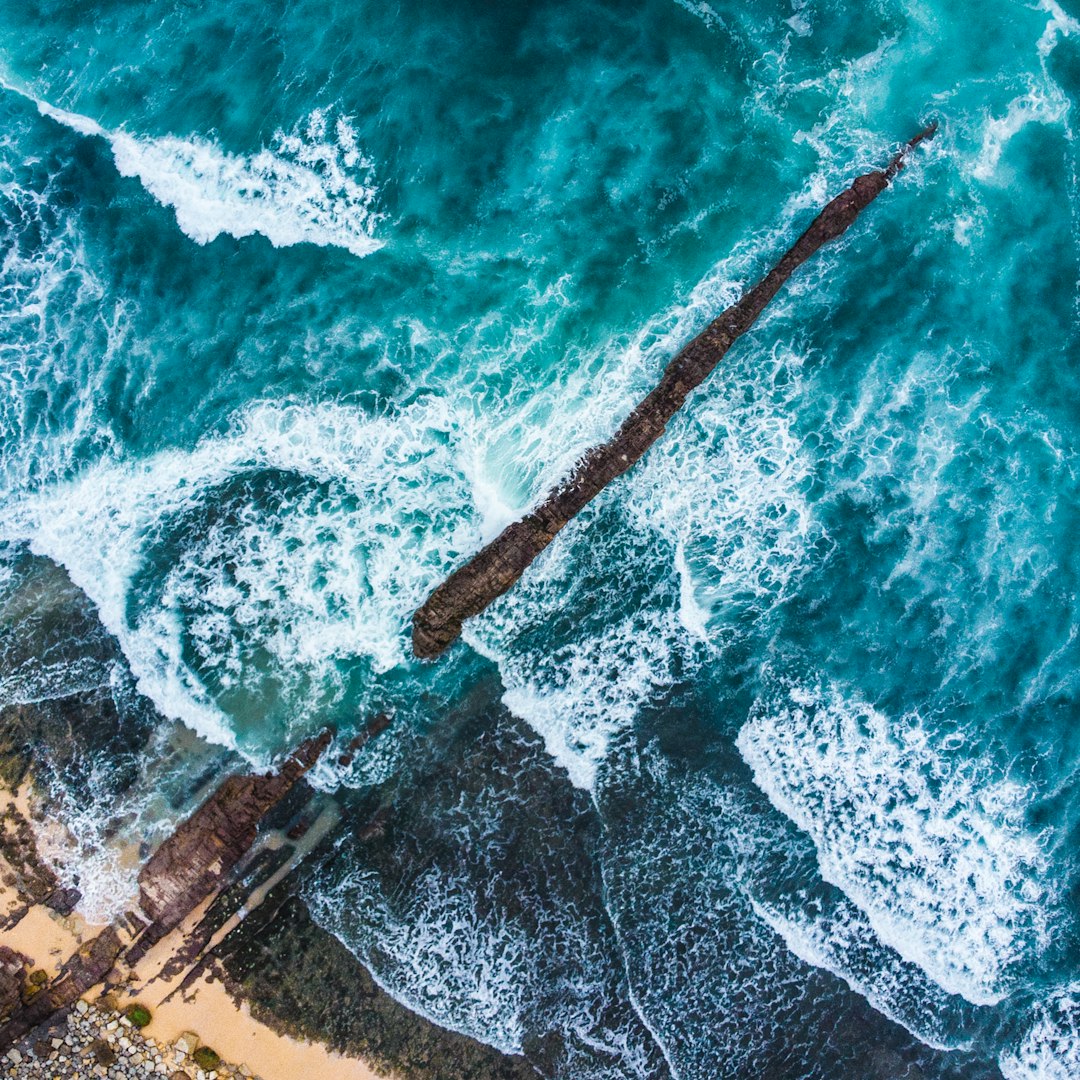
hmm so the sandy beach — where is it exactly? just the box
[1,783,385,1080]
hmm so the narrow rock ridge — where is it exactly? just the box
[126,729,331,965]
[412,123,937,659]
[0,730,331,1052]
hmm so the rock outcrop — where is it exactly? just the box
[0,948,26,1024]
[0,731,331,1052]
[412,123,937,658]
[0,928,123,1050]
[126,729,332,965]
[0,801,80,929]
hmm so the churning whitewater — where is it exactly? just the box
[2,0,1080,1077]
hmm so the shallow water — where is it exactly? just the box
[1,0,1079,1076]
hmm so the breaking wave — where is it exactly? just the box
[29,92,384,257]
[737,686,1051,1005]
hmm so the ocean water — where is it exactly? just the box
[1,0,1079,1076]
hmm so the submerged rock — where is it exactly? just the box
[192,1044,221,1070]
[124,1002,152,1028]
[217,890,538,1080]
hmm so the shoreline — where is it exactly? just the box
[0,551,538,1080]
[1,782,386,1080]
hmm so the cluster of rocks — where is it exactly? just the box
[2,1000,257,1080]
[0,734,332,1058]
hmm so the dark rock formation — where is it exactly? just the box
[0,928,123,1049]
[412,124,937,658]
[0,731,331,1052]
[337,710,393,767]
[0,799,80,928]
[125,729,332,964]
[0,948,27,1023]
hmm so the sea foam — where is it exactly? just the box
[970,0,1078,183]
[0,398,479,756]
[31,91,384,257]
[747,896,982,1051]
[737,686,1050,1005]
[1000,984,1080,1080]
[738,686,1049,1006]
[0,134,127,490]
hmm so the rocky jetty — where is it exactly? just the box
[412,123,937,658]
[127,731,332,965]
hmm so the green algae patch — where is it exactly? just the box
[193,1046,221,1070]
[125,1002,152,1028]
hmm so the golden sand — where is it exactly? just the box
[1,784,387,1080]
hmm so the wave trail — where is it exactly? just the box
[11,84,384,257]
[737,686,1051,1006]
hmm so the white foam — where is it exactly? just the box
[748,896,976,1052]
[623,342,818,620]
[0,130,126,490]
[1036,0,1080,59]
[25,685,190,923]
[1000,984,1080,1080]
[969,0,1078,183]
[23,83,384,257]
[952,210,983,246]
[108,112,384,256]
[971,82,1071,183]
[672,0,726,31]
[737,687,1050,1005]
[0,398,480,755]
[35,99,104,138]
[311,865,528,1055]
[33,759,144,923]
[471,597,689,791]
[674,540,710,641]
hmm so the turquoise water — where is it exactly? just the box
[2,0,1080,1075]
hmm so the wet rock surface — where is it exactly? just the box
[0,950,26,1025]
[1,800,79,924]
[128,730,332,965]
[411,125,937,658]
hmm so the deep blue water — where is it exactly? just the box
[1,1,1080,1076]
